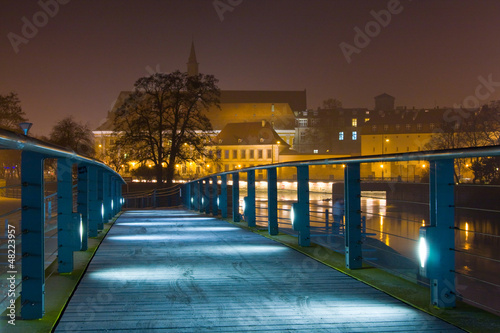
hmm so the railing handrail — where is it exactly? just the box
[0,128,125,184]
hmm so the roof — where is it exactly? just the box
[214,121,289,146]
[374,93,395,100]
[96,89,306,132]
[220,90,307,112]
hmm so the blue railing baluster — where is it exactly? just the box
[232,173,240,222]
[344,163,362,269]
[220,174,228,218]
[21,151,46,319]
[246,170,256,227]
[57,158,75,273]
[267,168,278,235]
[296,165,310,246]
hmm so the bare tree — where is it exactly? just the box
[49,116,95,157]
[114,71,220,186]
[0,92,28,131]
[426,105,500,183]
[322,98,342,109]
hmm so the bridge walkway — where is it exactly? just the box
[55,209,463,332]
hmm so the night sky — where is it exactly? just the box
[1,0,500,136]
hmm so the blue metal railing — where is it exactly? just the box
[182,145,500,315]
[0,128,125,320]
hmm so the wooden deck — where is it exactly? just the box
[55,209,463,332]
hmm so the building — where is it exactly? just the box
[93,42,306,166]
[361,104,449,180]
[293,107,369,155]
[211,121,288,180]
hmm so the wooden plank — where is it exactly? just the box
[55,209,463,332]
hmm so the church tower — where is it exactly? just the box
[187,41,199,76]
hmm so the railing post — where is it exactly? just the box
[296,165,310,246]
[57,158,76,273]
[212,176,218,216]
[428,159,456,308]
[88,166,100,237]
[246,170,256,227]
[115,180,121,214]
[267,168,278,235]
[97,169,104,230]
[21,151,45,319]
[198,180,203,212]
[220,174,228,218]
[232,172,240,222]
[102,172,111,222]
[110,177,116,214]
[77,164,89,250]
[344,163,362,269]
[187,183,193,210]
[205,179,211,214]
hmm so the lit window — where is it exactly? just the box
[298,119,308,127]
[241,150,246,159]
[224,150,229,159]
[430,123,435,130]
[249,150,255,159]
[365,118,370,123]
[372,125,377,132]
[352,131,357,140]
[352,118,357,127]
[406,124,411,130]
[267,149,272,158]
[383,124,389,131]
[258,150,263,159]
[232,150,238,159]
[313,150,318,154]
[339,131,344,140]
[395,124,400,131]
[417,123,422,131]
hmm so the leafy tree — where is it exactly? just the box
[114,71,220,186]
[0,92,28,131]
[49,116,95,157]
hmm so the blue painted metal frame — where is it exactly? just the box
[246,170,256,227]
[267,168,278,235]
[21,151,45,319]
[183,144,500,310]
[429,159,456,308]
[211,176,218,216]
[344,163,362,269]
[77,164,89,251]
[232,173,240,222]
[57,158,76,273]
[0,129,125,319]
[220,174,228,218]
[296,165,310,246]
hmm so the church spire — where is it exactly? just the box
[187,41,199,76]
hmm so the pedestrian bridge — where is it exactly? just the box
[1,128,500,332]
[58,209,462,332]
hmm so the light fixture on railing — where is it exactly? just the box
[19,122,33,136]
